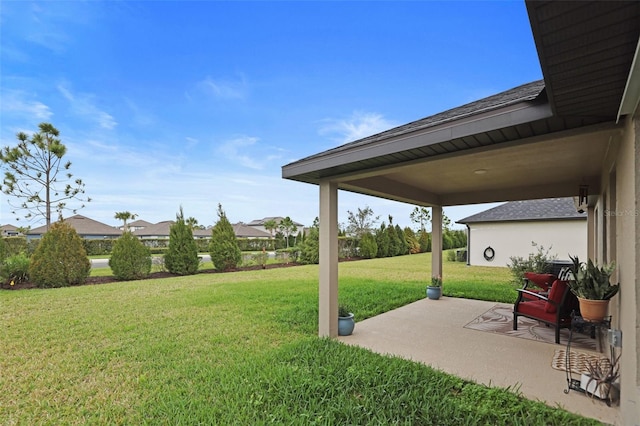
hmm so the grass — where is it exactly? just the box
[0,253,599,425]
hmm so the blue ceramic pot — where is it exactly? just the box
[338,313,355,336]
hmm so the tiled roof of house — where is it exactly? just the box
[133,221,175,237]
[457,198,586,224]
[233,223,272,238]
[246,216,305,227]
[28,215,122,236]
[128,219,154,228]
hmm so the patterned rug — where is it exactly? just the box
[464,304,600,351]
[551,349,610,374]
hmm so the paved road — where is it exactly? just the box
[91,254,212,268]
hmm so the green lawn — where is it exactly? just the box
[0,253,598,425]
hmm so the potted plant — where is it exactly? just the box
[427,275,442,300]
[568,255,619,322]
[338,304,355,336]
[580,354,620,401]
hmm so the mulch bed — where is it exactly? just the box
[1,262,306,291]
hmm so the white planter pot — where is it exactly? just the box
[580,373,609,399]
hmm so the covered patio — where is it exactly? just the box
[337,297,618,424]
[282,2,639,425]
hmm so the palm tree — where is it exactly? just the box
[115,211,137,232]
[278,216,297,248]
[186,216,199,230]
[264,219,277,237]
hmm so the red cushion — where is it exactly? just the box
[545,280,568,313]
[524,272,556,291]
[516,300,571,325]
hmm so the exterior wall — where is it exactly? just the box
[467,220,587,267]
[610,113,639,426]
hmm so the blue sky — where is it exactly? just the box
[0,1,542,230]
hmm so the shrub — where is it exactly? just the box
[359,232,378,259]
[417,230,431,253]
[299,226,319,264]
[0,253,30,284]
[209,204,242,271]
[29,221,91,288]
[109,232,152,280]
[507,242,557,286]
[164,208,200,275]
[0,237,6,263]
[2,236,27,257]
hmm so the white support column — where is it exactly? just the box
[587,206,595,260]
[319,181,338,337]
[431,205,443,280]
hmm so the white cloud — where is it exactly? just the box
[57,84,117,130]
[0,89,53,120]
[195,75,248,100]
[218,136,263,170]
[319,111,396,144]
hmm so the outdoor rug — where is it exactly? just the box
[464,304,598,351]
[551,349,610,374]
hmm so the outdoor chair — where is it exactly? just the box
[513,277,579,344]
[520,272,556,301]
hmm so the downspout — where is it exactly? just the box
[466,224,471,266]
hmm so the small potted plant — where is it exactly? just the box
[338,304,355,336]
[568,255,619,321]
[427,275,442,300]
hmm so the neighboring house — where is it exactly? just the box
[246,216,305,236]
[282,2,639,424]
[1,224,21,237]
[232,222,272,239]
[132,221,175,239]
[122,219,154,232]
[27,215,122,240]
[457,198,587,267]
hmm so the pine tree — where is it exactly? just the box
[164,207,199,275]
[209,204,241,271]
[109,231,152,280]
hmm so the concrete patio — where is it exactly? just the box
[337,297,619,425]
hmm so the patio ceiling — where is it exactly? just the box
[281,1,639,209]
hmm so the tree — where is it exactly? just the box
[278,216,297,248]
[164,207,199,275]
[0,123,90,229]
[299,219,319,264]
[186,216,202,230]
[209,204,241,271]
[346,206,379,239]
[358,231,378,259]
[410,206,431,232]
[115,211,137,232]
[263,219,278,237]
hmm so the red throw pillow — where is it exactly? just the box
[545,280,568,313]
[524,272,556,291]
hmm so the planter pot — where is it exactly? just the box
[580,373,610,399]
[338,313,355,336]
[427,286,442,300]
[578,297,609,322]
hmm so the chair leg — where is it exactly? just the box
[555,327,560,344]
[513,314,518,331]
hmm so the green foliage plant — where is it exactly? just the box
[506,242,556,286]
[358,231,378,259]
[109,232,152,280]
[299,226,319,264]
[209,204,242,271]
[338,304,353,317]
[0,253,30,284]
[0,237,6,263]
[568,255,619,300]
[29,221,90,288]
[431,275,442,287]
[164,207,200,275]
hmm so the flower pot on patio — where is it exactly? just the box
[426,286,442,300]
[577,298,609,322]
[338,305,355,336]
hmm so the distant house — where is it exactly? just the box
[1,224,21,237]
[457,198,587,267]
[122,219,154,232]
[27,215,122,240]
[132,221,175,239]
[246,216,305,236]
[232,222,272,239]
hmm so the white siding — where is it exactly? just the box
[467,220,587,267]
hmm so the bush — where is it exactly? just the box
[109,232,152,280]
[29,221,91,288]
[164,208,200,275]
[507,242,557,286]
[2,236,27,257]
[299,227,319,264]
[0,253,30,284]
[209,204,242,271]
[359,232,378,259]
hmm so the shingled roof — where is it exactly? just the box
[28,215,122,237]
[457,198,586,224]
